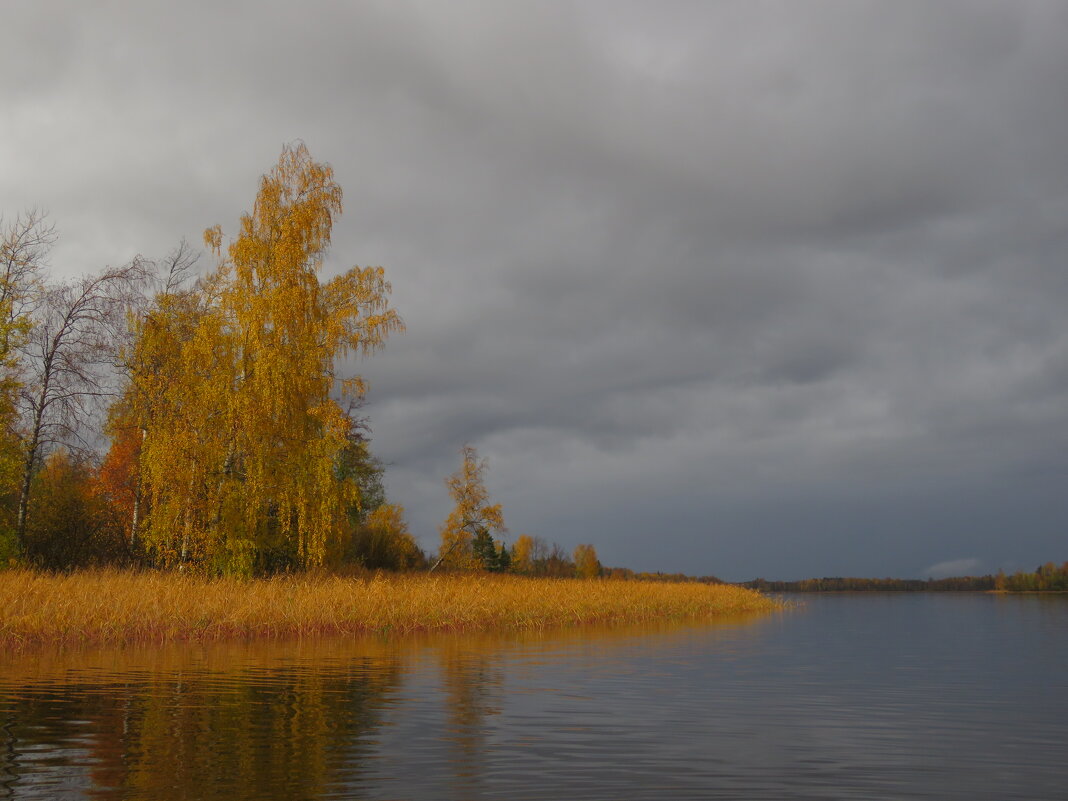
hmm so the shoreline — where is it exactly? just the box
[0,569,779,650]
[988,589,1068,595]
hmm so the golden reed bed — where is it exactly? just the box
[0,569,778,648]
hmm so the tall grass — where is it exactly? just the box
[0,569,778,648]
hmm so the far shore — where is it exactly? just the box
[989,589,1068,594]
[0,569,779,650]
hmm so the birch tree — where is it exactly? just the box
[434,445,506,571]
[573,543,601,579]
[0,209,52,352]
[128,143,402,569]
[15,260,149,548]
[0,211,53,513]
[120,279,235,565]
[104,241,200,549]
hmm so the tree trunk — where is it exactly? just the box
[181,506,191,566]
[129,428,146,548]
[15,452,34,551]
[14,410,44,553]
[130,476,142,548]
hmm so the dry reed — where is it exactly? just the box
[0,569,778,649]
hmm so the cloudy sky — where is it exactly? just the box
[5,1,1068,580]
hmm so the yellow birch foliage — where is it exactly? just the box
[356,503,423,570]
[438,445,505,569]
[129,290,236,565]
[511,534,535,574]
[573,543,601,579]
[128,143,401,568]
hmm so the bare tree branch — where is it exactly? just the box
[15,257,152,545]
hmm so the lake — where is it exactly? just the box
[1,592,1065,799]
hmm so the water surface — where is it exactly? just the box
[1,593,1065,799]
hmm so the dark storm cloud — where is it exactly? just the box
[5,1,1068,578]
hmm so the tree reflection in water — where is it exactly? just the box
[0,639,406,800]
[0,617,774,800]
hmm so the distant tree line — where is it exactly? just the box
[745,563,1068,593]
[600,568,724,584]
[994,562,1068,592]
[743,576,998,592]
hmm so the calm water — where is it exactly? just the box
[1,593,1065,800]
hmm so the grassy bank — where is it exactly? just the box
[0,569,777,648]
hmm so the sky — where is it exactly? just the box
[4,1,1067,580]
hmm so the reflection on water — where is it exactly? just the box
[1,598,1065,800]
[0,639,406,800]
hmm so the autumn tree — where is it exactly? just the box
[0,211,54,557]
[22,450,126,569]
[0,209,52,354]
[510,534,536,574]
[207,142,402,567]
[126,143,402,570]
[14,260,149,550]
[104,241,200,550]
[434,445,506,571]
[349,503,424,571]
[109,242,234,564]
[573,543,601,579]
[97,420,142,545]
